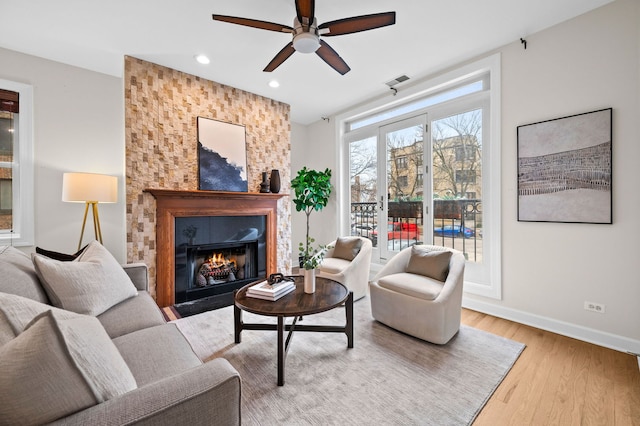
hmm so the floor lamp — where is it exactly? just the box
[62,172,118,251]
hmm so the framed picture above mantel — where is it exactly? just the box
[197,116,248,192]
[517,108,612,224]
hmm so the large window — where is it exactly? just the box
[0,80,34,246]
[340,55,501,299]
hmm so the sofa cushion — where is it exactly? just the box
[0,292,81,340]
[98,291,166,338]
[378,272,444,301]
[0,245,49,303]
[0,310,137,425]
[32,241,138,316]
[406,246,452,282]
[113,323,202,387]
[319,257,352,275]
[332,237,363,261]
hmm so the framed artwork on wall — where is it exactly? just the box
[517,108,612,224]
[197,116,248,192]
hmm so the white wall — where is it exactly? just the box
[290,120,339,260]
[477,0,639,352]
[0,47,126,261]
[292,0,640,353]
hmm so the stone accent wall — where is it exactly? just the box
[124,56,291,298]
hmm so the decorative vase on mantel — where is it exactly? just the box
[303,268,316,294]
[259,171,271,193]
[269,169,281,194]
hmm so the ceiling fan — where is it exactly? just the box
[212,0,396,75]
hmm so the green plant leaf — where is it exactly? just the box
[291,167,333,257]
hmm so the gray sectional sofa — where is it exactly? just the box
[0,243,241,425]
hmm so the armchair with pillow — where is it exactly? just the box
[369,244,465,344]
[0,241,241,425]
[318,236,372,301]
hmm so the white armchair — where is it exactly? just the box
[318,237,372,301]
[369,245,465,344]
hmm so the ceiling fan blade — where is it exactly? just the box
[212,14,293,33]
[263,42,296,72]
[318,12,396,36]
[295,0,315,28]
[316,40,350,75]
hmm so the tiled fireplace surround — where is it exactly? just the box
[124,56,292,302]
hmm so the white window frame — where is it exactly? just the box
[0,79,34,246]
[336,54,501,299]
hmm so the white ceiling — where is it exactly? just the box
[0,0,613,124]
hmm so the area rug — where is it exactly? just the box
[173,299,525,425]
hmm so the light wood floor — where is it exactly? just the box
[461,308,640,425]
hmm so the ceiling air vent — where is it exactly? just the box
[385,75,410,87]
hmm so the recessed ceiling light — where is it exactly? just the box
[195,54,210,65]
[268,80,280,88]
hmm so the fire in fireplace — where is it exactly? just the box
[190,241,257,290]
[174,215,266,305]
[196,251,242,285]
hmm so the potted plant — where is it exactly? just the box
[291,167,332,293]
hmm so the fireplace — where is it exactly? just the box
[174,215,266,304]
[146,189,286,308]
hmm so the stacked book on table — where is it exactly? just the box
[246,279,295,301]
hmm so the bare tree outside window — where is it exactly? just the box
[432,110,482,199]
[387,126,424,201]
[349,137,377,203]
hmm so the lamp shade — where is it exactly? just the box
[62,173,117,203]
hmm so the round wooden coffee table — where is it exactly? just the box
[234,275,354,386]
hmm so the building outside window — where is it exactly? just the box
[388,139,423,201]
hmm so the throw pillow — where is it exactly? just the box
[332,237,363,261]
[0,310,137,425]
[0,245,50,303]
[32,241,138,316]
[406,246,452,282]
[0,292,81,338]
[0,311,15,347]
[35,244,88,261]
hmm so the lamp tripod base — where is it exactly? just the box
[78,201,103,250]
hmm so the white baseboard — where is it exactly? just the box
[462,297,640,355]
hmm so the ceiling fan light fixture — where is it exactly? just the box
[293,32,320,54]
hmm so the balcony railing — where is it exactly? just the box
[350,199,482,262]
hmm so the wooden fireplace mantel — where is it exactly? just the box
[146,189,287,307]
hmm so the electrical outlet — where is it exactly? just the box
[584,301,606,313]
